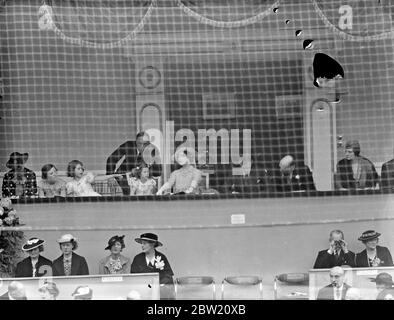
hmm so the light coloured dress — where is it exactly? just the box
[38,177,66,197]
[129,177,157,195]
[66,172,101,197]
[167,165,202,194]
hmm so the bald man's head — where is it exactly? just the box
[8,281,26,300]
[279,155,295,174]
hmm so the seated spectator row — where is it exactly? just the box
[3,136,394,198]
[313,229,393,269]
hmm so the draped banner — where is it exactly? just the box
[38,0,156,48]
[311,0,394,41]
[176,0,280,28]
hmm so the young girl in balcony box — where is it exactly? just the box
[129,165,157,196]
[65,160,101,197]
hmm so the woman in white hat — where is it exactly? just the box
[15,237,52,278]
[98,235,131,275]
[156,147,202,195]
[52,234,89,276]
[130,233,175,299]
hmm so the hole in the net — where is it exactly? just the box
[303,39,314,50]
[295,30,303,37]
[312,53,345,88]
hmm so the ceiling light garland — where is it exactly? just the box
[176,0,280,28]
[310,0,394,42]
[38,0,157,49]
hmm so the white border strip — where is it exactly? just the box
[176,0,280,28]
[39,0,157,49]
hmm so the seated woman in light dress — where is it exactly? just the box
[156,147,202,195]
[65,160,101,197]
[38,164,66,198]
[129,165,157,196]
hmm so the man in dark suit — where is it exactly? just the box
[106,132,162,195]
[381,157,394,190]
[313,230,356,269]
[270,155,316,192]
[317,266,351,300]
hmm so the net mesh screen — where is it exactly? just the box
[1,0,394,198]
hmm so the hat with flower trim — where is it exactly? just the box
[22,237,45,251]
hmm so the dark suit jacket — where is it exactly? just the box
[15,255,53,278]
[270,165,316,192]
[355,246,394,267]
[336,157,379,189]
[377,287,394,300]
[106,141,162,176]
[381,159,394,190]
[52,252,89,276]
[0,292,10,300]
[316,283,351,300]
[313,250,356,269]
[130,250,174,285]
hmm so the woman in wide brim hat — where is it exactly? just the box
[52,234,89,276]
[355,230,394,267]
[2,152,38,198]
[98,235,131,275]
[371,272,394,300]
[130,233,175,299]
[15,237,53,278]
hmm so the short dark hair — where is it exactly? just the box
[67,160,83,178]
[345,140,361,156]
[136,132,147,140]
[28,245,44,253]
[41,164,57,180]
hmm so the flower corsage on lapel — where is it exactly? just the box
[154,256,165,270]
[371,257,382,267]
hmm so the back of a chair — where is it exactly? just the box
[274,273,309,300]
[221,276,263,300]
[175,276,216,300]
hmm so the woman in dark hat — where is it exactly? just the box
[52,234,89,276]
[98,235,131,274]
[15,237,52,278]
[2,152,37,197]
[130,233,175,299]
[355,230,393,267]
[335,140,379,190]
[372,272,394,300]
